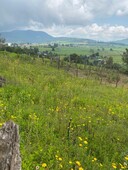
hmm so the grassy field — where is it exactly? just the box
[1,53,128,170]
[39,44,126,64]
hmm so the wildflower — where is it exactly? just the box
[58,157,62,161]
[0,123,3,127]
[93,157,97,161]
[124,162,127,166]
[59,164,63,168]
[79,167,84,170]
[79,143,83,147]
[99,163,103,167]
[42,163,47,168]
[125,155,128,161]
[56,106,59,112]
[92,157,97,162]
[76,161,81,166]
[69,161,72,164]
[36,165,40,170]
[11,115,16,119]
[55,155,58,159]
[84,140,88,144]
[112,163,117,169]
[78,137,83,141]
[119,163,125,169]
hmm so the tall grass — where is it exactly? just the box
[1,54,128,170]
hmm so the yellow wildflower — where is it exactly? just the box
[76,161,81,166]
[59,164,63,168]
[56,106,59,112]
[93,157,97,161]
[55,155,58,159]
[42,163,47,168]
[11,115,16,119]
[125,155,128,160]
[79,167,84,170]
[84,140,88,144]
[119,163,125,169]
[58,157,62,161]
[78,137,83,141]
[112,163,117,169]
[0,123,3,127]
[79,143,83,147]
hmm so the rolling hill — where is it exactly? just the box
[1,29,128,45]
[0,30,97,44]
[1,30,54,43]
[114,38,128,45]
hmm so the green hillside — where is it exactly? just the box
[1,53,128,170]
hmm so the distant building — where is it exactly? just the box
[7,43,12,46]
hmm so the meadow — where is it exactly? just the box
[38,44,126,64]
[1,52,128,170]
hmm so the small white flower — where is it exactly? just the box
[124,162,127,166]
[36,165,40,170]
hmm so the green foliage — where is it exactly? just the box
[64,53,87,64]
[122,48,128,65]
[1,54,128,170]
[121,49,128,74]
[0,45,39,56]
[105,56,113,68]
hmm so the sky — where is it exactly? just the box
[0,0,128,41]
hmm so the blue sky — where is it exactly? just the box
[0,0,128,41]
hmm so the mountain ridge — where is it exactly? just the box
[1,30,128,45]
[1,30,54,43]
[113,38,128,45]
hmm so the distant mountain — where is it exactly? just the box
[2,30,127,45]
[0,30,98,44]
[113,38,128,45]
[1,30,54,43]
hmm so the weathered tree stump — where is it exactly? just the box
[0,121,21,170]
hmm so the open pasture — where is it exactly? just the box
[1,53,128,170]
[39,44,126,64]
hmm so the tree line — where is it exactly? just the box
[1,35,128,74]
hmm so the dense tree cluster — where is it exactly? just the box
[121,48,128,74]
[63,52,122,71]
[0,45,39,56]
[122,48,128,65]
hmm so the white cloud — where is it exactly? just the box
[37,24,128,41]
[0,0,128,40]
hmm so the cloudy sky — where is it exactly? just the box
[0,0,128,41]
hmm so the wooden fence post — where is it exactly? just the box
[0,121,21,170]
